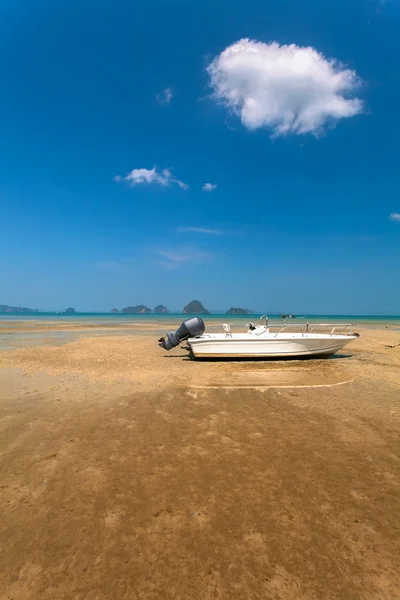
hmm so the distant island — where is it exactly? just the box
[0,304,39,314]
[110,306,168,314]
[226,307,253,315]
[153,305,168,314]
[122,305,151,314]
[182,300,210,315]
[63,308,76,314]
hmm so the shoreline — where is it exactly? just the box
[0,316,399,336]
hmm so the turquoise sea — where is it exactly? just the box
[0,313,399,326]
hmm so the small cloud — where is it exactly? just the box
[177,226,222,235]
[96,261,121,269]
[377,0,387,14]
[207,38,363,137]
[202,183,218,192]
[176,179,190,191]
[389,213,400,222]
[153,247,211,269]
[114,166,189,190]
[156,87,173,105]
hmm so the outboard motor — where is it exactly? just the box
[159,317,205,350]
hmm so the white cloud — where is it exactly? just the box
[157,87,173,105]
[177,226,222,234]
[96,261,120,269]
[114,167,189,190]
[202,183,218,192]
[207,38,363,137]
[389,213,400,222]
[153,247,211,269]
[377,0,388,13]
[176,179,189,190]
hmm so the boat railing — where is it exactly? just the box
[267,321,357,337]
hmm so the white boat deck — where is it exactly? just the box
[186,318,359,359]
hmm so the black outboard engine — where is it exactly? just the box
[159,317,205,350]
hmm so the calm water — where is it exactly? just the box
[0,312,399,326]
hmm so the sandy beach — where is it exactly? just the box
[0,320,399,599]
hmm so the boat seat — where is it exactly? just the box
[223,323,232,337]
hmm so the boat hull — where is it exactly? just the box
[188,334,356,359]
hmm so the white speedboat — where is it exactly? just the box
[159,316,359,359]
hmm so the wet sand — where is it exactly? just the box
[0,323,399,599]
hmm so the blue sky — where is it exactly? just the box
[0,0,399,313]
